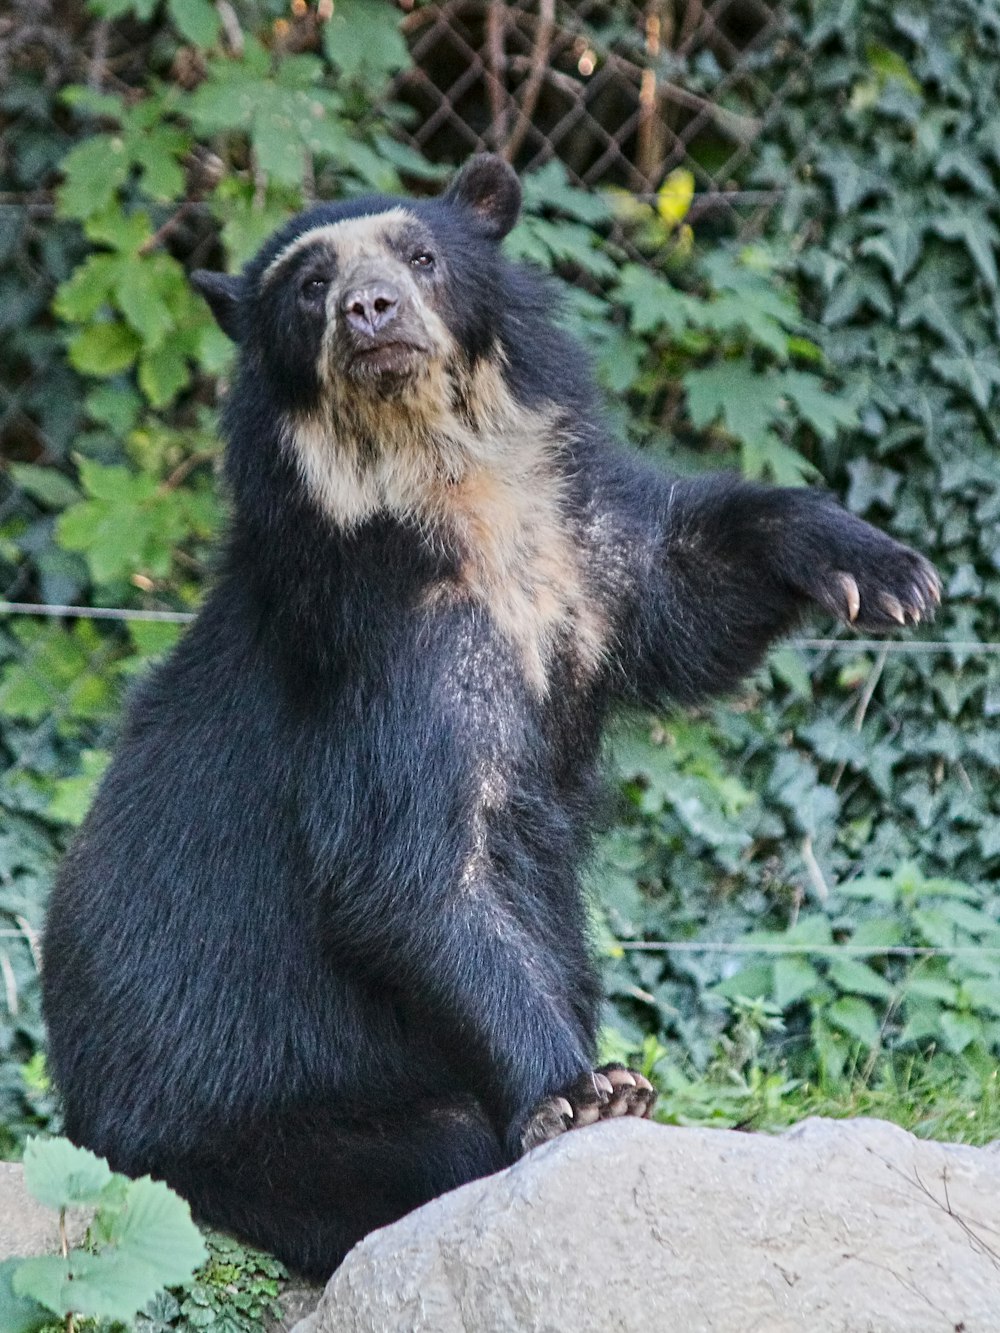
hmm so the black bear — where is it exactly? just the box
[42,156,939,1278]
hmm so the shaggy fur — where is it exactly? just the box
[42,157,939,1279]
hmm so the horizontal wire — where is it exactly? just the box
[0,602,195,623]
[0,604,998,655]
[617,941,1000,956]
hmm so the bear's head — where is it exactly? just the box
[192,155,523,415]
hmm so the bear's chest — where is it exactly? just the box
[423,462,609,696]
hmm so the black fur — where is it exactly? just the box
[42,157,938,1279]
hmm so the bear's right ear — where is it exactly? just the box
[443,155,522,241]
[190,270,245,341]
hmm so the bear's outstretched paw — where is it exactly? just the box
[815,546,940,632]
[519,1064,656,1153]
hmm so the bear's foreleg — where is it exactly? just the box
[612,472,939,706]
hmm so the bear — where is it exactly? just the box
[42,155,940,1279]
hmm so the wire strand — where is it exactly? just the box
[1,604,998,654]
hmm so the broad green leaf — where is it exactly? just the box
[166,0,221,46]
[939,1010,985,1055]
[826,957,894,1000]
[615,265,690,336]
[780,370,858,439]
[826,996,882,1048]
[858,217,924,284]
[53,253,120,322]
[0,1261,51,1333]
[8,464,81,510]
[816,153,887,215]
[57,137,130,219]
[683,363,782,446]
[23,1136,112,1208]
[323,0,409,81]
[67,321,142,376]
[139,343,191,407]
[772,956,821,1008]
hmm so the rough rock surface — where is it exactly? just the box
[294,1117,1000,1333]
[0,1161,91,1260]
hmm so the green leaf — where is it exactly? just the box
[826,957,894,1000]
[14,1177,205,1322]
[826,996,882,1048]
[48,750,111,827]
[772,956,821,1008]
[816,153,887,215]
[167,0,221,47]
[939,1010,985,1055]
[57,137,130,219]
[858,217,924,284]
[780,370,858,440]
[933,213,1000,291]
[138,343,192,407]
[23,1136,112,1208]
[931,351,1000,409]
[67,322,142,377]
[684,363,782,447]
[616,265,690,336]
[8,464,81,510]
[0,1261,51,1333]
[323,0,409,81]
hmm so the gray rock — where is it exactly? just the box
[0,1161,91,1260]
[296,1117,1000,1333]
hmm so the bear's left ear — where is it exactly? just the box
[190,270,245,341]
[443,155,522,241]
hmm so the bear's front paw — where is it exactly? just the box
[519,1064,656,1154]
[813,545,940,632]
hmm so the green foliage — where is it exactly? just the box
[0,1137,206,1331]
[1,0,998,1184]
[135,1232,287,1333]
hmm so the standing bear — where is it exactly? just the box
[42,156,939,1278]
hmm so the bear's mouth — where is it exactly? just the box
[346,341,430,381]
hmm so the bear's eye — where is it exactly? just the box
[299,277,329,305]
[410,252,435,271]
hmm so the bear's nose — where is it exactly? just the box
[341,282,401,336]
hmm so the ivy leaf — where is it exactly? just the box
[898,287,966,352]
[933,212,1000,291]
[779,370,858,440]
[815,153,888,215]
[858,217,924,284]
[931,350,1000,408]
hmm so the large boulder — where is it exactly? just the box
[295,1117,1000,1333]
[0,1162,90,1260]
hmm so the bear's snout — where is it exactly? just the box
[341,280,401,337]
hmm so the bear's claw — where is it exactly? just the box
[519,1063,657,1153]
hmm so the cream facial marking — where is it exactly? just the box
[260,208,419,288]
